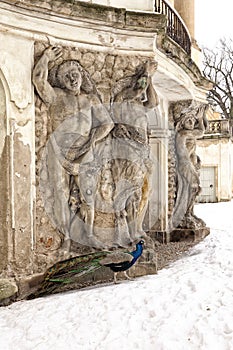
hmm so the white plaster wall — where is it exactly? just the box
[191,44,203,70]
[167,0,175,5]
[197,139,232,201]
[219,142,232,200]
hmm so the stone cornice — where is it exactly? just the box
[0,0,167,32]
[157,35,213,91]
[0,0,211,92]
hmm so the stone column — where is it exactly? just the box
[147,130,169,232]
[144,99,169,235]
[174,0,195,39]
[0,78,8,273]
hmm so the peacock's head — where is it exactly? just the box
[137,240,144,246]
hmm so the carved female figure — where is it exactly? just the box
[110,60,158,244]
[171,102,208,229]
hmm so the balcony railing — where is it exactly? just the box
[154,0,191,55]
[205,120,231,136]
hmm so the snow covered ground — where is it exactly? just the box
[0,201,233,350]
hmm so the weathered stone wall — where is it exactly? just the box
[0,32,35,278]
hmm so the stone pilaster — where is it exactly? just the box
[0,32,35,276]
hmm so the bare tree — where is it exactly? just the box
[203,39,233,120]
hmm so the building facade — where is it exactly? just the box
[0,0,211,302]
[197,111,233,202]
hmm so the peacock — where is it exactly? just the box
[29,240,144,298]
[99,240,144,283]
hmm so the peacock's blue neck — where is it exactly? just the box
[131,243,143,262]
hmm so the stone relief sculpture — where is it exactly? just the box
[110,61,158,245]
[169,101,208,230]
[33,46,114,250]
[33,46,159,250]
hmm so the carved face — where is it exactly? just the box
[100,169,114,201]
[100,183,113,202]
[183,116,195,130]
[60,65,82,92]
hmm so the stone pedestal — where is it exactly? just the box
[170,227,210,242]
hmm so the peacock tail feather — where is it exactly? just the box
[45,251,109,282]
[29,251,111,298]
[28,242,143,299]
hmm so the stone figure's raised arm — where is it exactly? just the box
[33,46,63,105]
[90,95,114,146]
[196,104,208,130]
[192,104,208,137]
[144,76,159,108]
[143,61,158,108]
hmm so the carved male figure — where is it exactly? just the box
[33,46,113,249]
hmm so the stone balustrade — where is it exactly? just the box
[205,119,231,137]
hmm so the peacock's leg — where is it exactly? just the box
[124,271,133,281]
[114,272,119,284]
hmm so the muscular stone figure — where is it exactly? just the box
[33,46,113,249]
